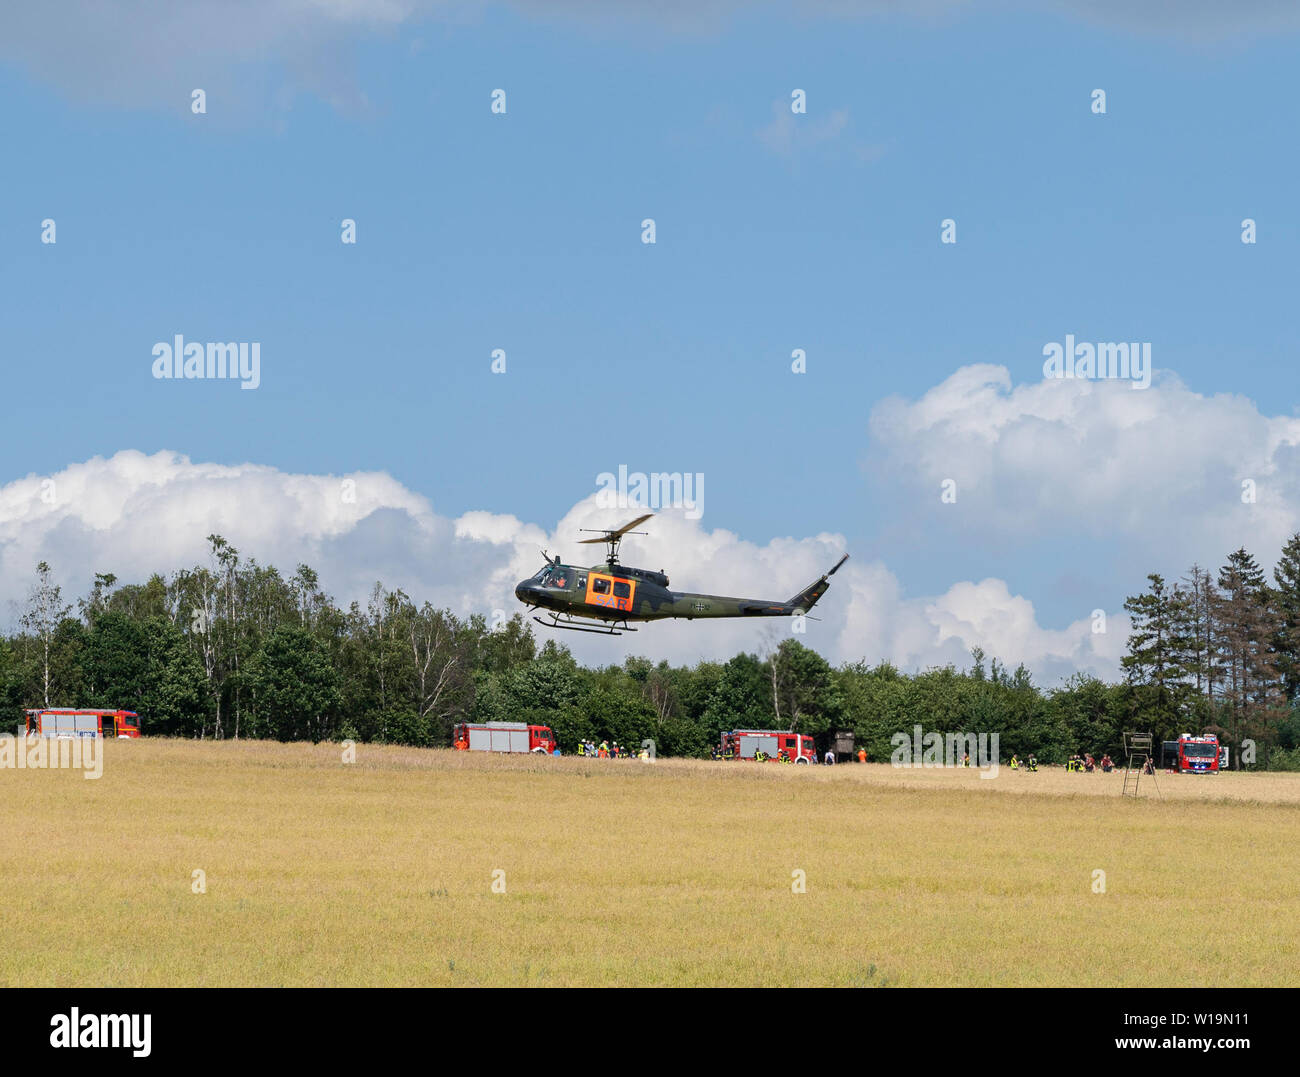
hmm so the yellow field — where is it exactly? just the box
[2,739,1297,987]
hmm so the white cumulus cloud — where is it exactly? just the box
[0,448,1118,684]
[868,365,1300,571]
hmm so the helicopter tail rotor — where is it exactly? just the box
[786,553,849,613]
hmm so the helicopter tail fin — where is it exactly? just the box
[786,553,849,612]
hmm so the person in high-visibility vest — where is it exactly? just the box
[857,748,867,763]
[1010,754,1019,769]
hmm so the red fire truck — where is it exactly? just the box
[1164,733,1220,773]
[25,709,141,739]
[720,729,816,763]
[452,721,557,754]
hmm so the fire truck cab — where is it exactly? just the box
[453,721,557,754]
[720,729,816,763]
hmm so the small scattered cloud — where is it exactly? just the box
[756,100,886,163]
[6,1,1293,116]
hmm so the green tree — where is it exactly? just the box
[1213,549,1284,746]
[1121,573,1191,739]
[20,561,73,706]
[83,612,148,709]
[1273,534,1300,703]
[247,627,341,742]
[139,617,210,737]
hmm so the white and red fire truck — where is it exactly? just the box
[452,721,556,754]
[25,709,141,739]
[1168,733,1221,773]
[720,729,816,763]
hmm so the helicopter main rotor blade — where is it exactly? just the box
[577,512,654,542]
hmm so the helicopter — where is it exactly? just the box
[515,513,849,636]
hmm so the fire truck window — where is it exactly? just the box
[592,578,610,595]
[613,581,630,598]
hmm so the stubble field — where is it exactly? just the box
[2,739,1296,987]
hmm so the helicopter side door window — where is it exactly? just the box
[586,573,636,611]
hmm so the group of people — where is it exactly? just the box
[1065,752,1115,773]
[1008,751,1126,773]
[576,740,649,760]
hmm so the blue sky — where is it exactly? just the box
[2,2,1298,678]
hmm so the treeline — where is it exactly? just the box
[2,534,1299,767]
[1122,538,1300,766]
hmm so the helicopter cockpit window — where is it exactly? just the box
[541,567,571,589]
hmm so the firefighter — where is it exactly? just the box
[598,741,609,759]
[1027,754,1038,772]
[576,741,586,757]
[857,747,867,763]
[723,744,734,760]
[454,732,468,751]
[1010,754,1019,770]
[778,749,790,764]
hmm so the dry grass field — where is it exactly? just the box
[1,739,1297,987]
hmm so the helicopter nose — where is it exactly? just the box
[515,581,536,604]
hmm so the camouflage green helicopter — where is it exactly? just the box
[515,514,849,636]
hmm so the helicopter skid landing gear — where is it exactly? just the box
[533,613,637,636]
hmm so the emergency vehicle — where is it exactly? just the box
[452,721,557,754]
[720,729,816,763]
[25,709,141,738]
[1164,733,1220,773]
